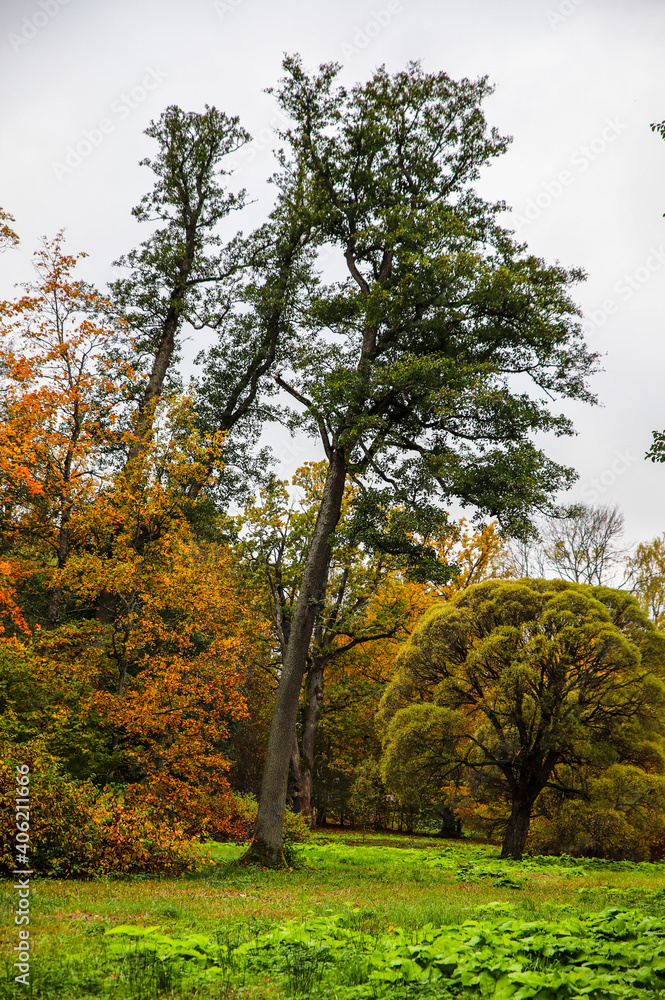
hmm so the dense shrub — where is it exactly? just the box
[348,761,389,829]
[0,746,210,877]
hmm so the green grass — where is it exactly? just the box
[4,832,665,998]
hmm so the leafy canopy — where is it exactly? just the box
[273,57,598,540]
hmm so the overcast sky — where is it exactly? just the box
[1,0,664,545]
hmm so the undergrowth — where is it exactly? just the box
[5,838,665,998]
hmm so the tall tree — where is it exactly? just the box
[110,105,250,460]
[101,106,314,635]
[244,56,598,865]
[111,106,314,495]
[379,579,665,860]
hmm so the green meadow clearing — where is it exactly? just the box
[5,832,665,999]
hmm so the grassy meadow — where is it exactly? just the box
[5,832,665,999]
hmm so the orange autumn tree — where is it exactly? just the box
[430,518,511,598]
[1,527,264,857]
[0,222,268,863]
[0,231,135,625]
[54,530,263,839]
[0,560,30,640]
[56,397,266,837]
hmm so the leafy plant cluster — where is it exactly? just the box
[306,840,665,871]
[379,578,665,860]
[210,838,665,882]
[104,906,665,999]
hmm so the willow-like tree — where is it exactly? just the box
[379,579,665,860]
[242,56,598,865]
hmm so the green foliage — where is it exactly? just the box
[348,760,387,831]
[272,56,599,539]
[379,578,665,859]
[530,765,665,861]
[647,429,665,463]
[629,533,665,629]
[7,836,665,999]
[241,464,425,653]
[109,104,249,378]
[105,903,665,998]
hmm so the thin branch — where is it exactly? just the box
[274,373,333,460]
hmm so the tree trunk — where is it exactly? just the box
[241,450,347,866]
[127,256,192,463]
[289,729,304,813]
[299,658,324,828]
[298,769,314,829]
[127,310,177,462]
[500,798,534,860]
[47,586,63,628]
[288,660,323,827]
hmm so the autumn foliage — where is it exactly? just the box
[5,206,647,872]
[0,229,512,870]
[0,224,267,874]
[0,746,209,877]
[0,224,528,872]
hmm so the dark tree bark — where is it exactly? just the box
[297,658,324,827]
[500,797,536,860]
[47,392,80,625]
[289,729,304,814]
